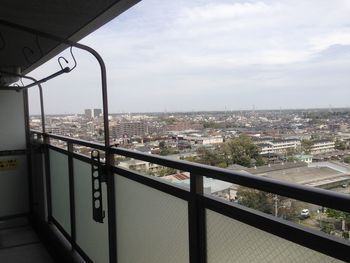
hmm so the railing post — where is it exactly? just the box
[189,173,206,263]
[43,133,52,221]
[23,89,34,214]
[67,142,76,249]
[106,148,117,263]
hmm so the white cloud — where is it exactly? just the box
[310,31,350,51]
[181,2,271,23]
[28,0,350,113]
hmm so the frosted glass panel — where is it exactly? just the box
[115,174,189,263]
[49,149,71,234]
[0,91,26,150]
[206,209,343,263]
[73,159,109,263]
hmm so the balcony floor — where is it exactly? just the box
[0,217,54,263]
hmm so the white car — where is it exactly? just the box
[300,209,310,219]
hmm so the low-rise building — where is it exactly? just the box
[311,140,335,154]
[185,135,223,145]
[257,139,300,154]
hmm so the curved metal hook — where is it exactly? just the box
[0,32,5,50]
[21,35,44,64]
[57,46,77,72]
[58,56,69,70]
[69,46,77,71]
[22,46,35,64]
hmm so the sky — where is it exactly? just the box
[28,0,350,114]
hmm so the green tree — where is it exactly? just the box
[326,208,350,228]
[321,223,336,234]
[160,147,179,156]
[276,198,301,220]
[202,121,221,129]
[159,141,166,149]
[335,139,346,150]
[236,186,274,214]
[197,147,225,167]
[344,156,350,164]
[301,139,313,154]
[224,134,263,167]
[286,147,298,156]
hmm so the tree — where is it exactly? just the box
[301,139,313,154]
[344,156,350,164]
[202,121,221,129]
[286,147,298,156]
[276,198,301,220]
[197,147,226,167]
[159,141,166,149]
[326,208,350,230]
[224,134,263,167]
[335,139,346,150]
[236,186,274,214]
[160,147,179,156]
[321,223,336,234]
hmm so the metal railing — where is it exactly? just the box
[29,130,350,263]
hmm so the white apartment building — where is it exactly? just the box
[257,139,301,154]
[185,135,223,145]
[310,140,335,154]
[111,122,148,139]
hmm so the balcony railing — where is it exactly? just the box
[29,130,350,263]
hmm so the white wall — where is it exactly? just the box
[0,90,29,217]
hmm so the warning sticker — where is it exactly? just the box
[0,159,18,171]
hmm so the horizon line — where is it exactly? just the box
[29,106,350,116]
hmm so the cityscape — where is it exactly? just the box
[2,0,350,262]
[30,107,350,240]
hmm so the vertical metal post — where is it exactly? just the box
[68,142,76,248]
[23,89,34,214]
[44,134,52,221]
[38,84,46,133]
[189,173,206,263]
[106,149,116,263]
[92,40,117,263]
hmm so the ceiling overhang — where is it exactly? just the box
[0,0,140,75]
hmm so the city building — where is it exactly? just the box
[241,162,350,190]
[84,108,102,119]
[294,154,313,164]
[111,122,148,139]
[163,172,233,199]
[311,140,335,154]
[257,138,300,154]
[185,135,224,145]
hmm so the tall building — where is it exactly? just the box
[111,122,148,138]
[84,108,102,118]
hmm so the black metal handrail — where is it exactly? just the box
[111,146,350,213]
[30,130,350,214]
[30,129,350,262]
